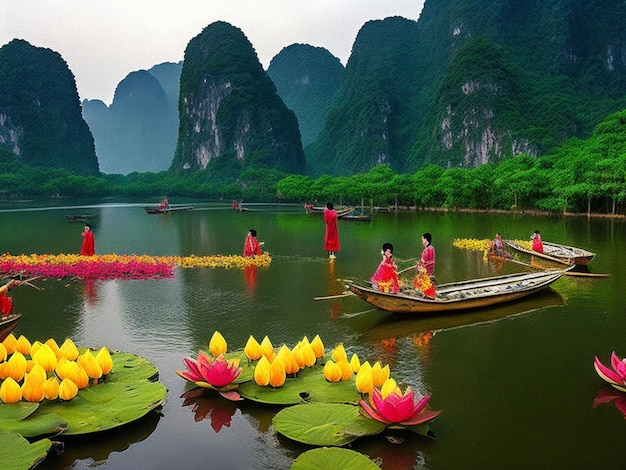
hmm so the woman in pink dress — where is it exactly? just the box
[531,230,543,253]
[416,232,435,277]
[371,243,400,293]
[80,224,95,256]
[243,229,262,257]
[323,202,340,258]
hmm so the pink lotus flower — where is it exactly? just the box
[359,385,441,426]
[594,352,626,392]
[177,352,243,399]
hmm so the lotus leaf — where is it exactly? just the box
[0,402,67,438]
[273,403,385,446]
[237,364,360,405]
[0,431,55,470]
[291,447,380,470]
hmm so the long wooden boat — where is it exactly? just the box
[65,214,92,222]
[505,239,595,266]
[310,206,355,217]
[144,206,194,214]
[344,269,569,313]
[0,313,21,341]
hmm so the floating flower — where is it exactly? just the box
[323,360,342,383]
[2,333,17,355]
[331,343,347,363]
[59,338,79,361]
[355,362,374,395]
[58,378,79,401]
[349,353,361,373]
[260,336,274,360]
[15,335,31,356]
[337,360,353,381]
[371,361,390,388]
[0,376,22,403]
[310,335,325,359]
[77,350,103,379]
[6,351,27,382]
[244,336,262,361]
[269,357,286,388]
[359,383,441,427]
[594,352,626,392]
[253,355,271,386]
[0,343,6,362]
[95,347,113,375]
[276,346,299,375]
[209,331,227,357]
[44,376,59,400]
[177,351,242,392]
[32,343,57,373]
[21,372,46,402]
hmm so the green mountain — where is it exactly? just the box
[267,44,343,147]
[0,39,99,176]
[308,0,626,175]
[170,21,305,180]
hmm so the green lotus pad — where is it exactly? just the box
[273,403,385,446]
[0,431,55,470]
[0,402,66,438]
[237,364,361,405]
[291,447,380,470]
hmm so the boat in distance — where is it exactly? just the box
[344,269,569,314]
[505,239,595,266]
[143,206,194,214]
[0,313,21,341]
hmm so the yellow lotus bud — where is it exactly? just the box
[56,360,89,389]
[77,350,102,379]
[2,333,17,355]
[0,361,7,380]
[253,355,271,386]
[349,353,361,373]
[30,340,44,357]
[209,331,227,357]
[28,363,47,384]
[276,346,299,375]
[356,362,374,395]
[15,335,31,356]
[244,335,262,361]
[59,338,79,361]
[291,343,306,369]
[381,378,401,399]
[0,376,22,403]
[44,338,61,358]
[32,343,57,373]
[58,378,78,401]
[323,360,342,383]
[310,335,325,359]
[301,343,316,368]
[371,362,390,387]
[269,357,286,388]
[95,347,113,375]
[0,343,6,362]
[21,373,46,402]
[337,359,353,381]
[331,343,347,363]
[7,351,27,382]
[44,376,59,400]
[260,336,273,360]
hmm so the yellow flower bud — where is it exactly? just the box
[276,346,299,375]
[44,376,59,400]
[95,347,113,375]
[244,335,262,361]
[0,361,7,380]
[371,362,390,387]
[21,373,46,402]
[380,378,401,399]
[331,343,347,363]
[310,335,325,359]
[2,333,17,355]
[323,360,342,383]
[337,359,353,381]
[44,338,61,358]
[30,340,44,357]
[253,355,271,386]
[77,350,103,379]
[209,331,227,357]
[32,344,58,373]
[7,351,27,382]
[269,357,286,388]
[15,335,31,356]
[59,338,79,361]
[0,376,22,403]
[58,378,78,401]
[260,336,273,360]
[28,363,47,384]
[301,343,316,368]
[0,343,7,362]
[356,362,374,395]
[349,353,361,373]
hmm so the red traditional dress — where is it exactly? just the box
[243,234,261,257]
[80,229,95,256]
[323,208,340,252]
[531,233,543,253]
[417,245,435,276]
[371,253,400,293]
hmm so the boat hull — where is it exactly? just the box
[505,240,595,266]
[346,270,566,313]
[144,206,194,214]
[0,314,21,341]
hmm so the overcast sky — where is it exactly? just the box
[1,1,425,105]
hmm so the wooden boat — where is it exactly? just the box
[0,313,21,341]
[65,215,91,222]
[310,206,355,217]
[344,269,569,313]
[339,209,372,221]
[144,206,194,214]
[505,239,595,266]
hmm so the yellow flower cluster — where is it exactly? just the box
[172,252,272,270]
[453,238,492,252]
[0,334,113,403]
[511,239,533,250]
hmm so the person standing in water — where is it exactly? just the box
[80,224,95,256]
[323,202,340,258]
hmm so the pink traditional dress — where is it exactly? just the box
[371,253,400,293]
[417,244,435,276]
[531,232,543,253]
[323,208,340,252]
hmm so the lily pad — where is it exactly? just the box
[238,365,361,405]
[291,447,380,470]
[273,403,385,446]
[104,350,160,382]
[0,431,55,470]
[0,402,67,438]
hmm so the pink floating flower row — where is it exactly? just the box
[0,253,271,280]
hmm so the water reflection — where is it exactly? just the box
[593,386,626,419]
[181,388,238,432]
[244,265,258,297]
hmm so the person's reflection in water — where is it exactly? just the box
[82,278,98,306]
[244,265,257,297]
[327,259,342,320]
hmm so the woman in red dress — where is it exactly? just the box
[371,243,400,293]
[531,230,543,253]
[323,202,340,258]
[416,232,435,277]
[80,224,95,256]
[243,229,262,257]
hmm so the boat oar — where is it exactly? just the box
[562,271,610,278]
[314,292,354,301]
[398,265,415,275]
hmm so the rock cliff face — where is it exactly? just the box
[170,21,305,179]
[82,62,181,174]
[0,39,99,175]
